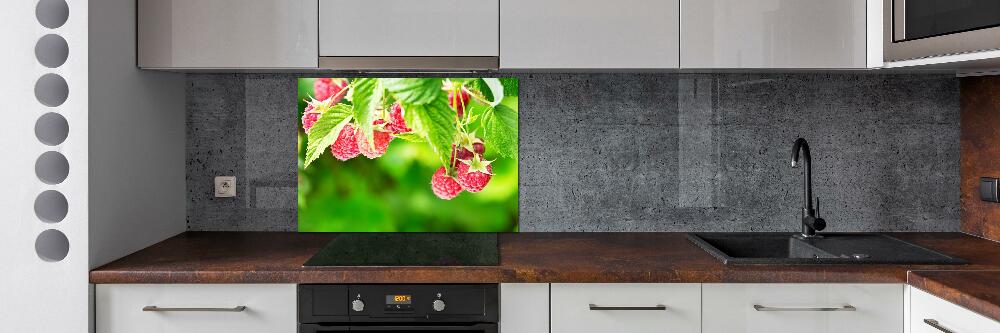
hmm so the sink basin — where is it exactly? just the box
[687,233,966,265]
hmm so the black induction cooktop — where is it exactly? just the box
[303,233,500,266]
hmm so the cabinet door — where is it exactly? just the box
[501,0,680,69]
[319,0,499,57]
[680,0,868,68]
[551,283,700,333]
[500,284,548,333]
[702,283,903,333]
[96,284,297,333]
[138,0,318,68]
[910,287,1000,333]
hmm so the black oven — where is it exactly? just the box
[885,0,1000,61]
[299,284,498,333]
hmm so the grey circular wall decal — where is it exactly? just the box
[35,112,69,146]
[36,0,69,29]
[35,34,69,68]
[34,73,69,107]
[35,151,69,185]
[34,190,68,223]
[35,229,69,262]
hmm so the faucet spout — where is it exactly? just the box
[791,138,825,237]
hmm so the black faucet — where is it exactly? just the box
[791,138,826,237]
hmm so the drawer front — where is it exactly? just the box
[551,283,701,333]
[703,283,903,333]
[319,0,499,57]
[96,284,296,333]
[910,287,1000,333]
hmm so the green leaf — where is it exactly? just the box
[351,78,382,151]
[381,78,444,105]
[481,78,505,107]
[392,132,426,143]
[304,104,354,167]
[469,79,492,102]
[408,98,458,173]
[499,78,519,97]
[483,104,518,159]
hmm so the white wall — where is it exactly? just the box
[0,0,90,331]
[88,0,186,270]
[0,0,185,331]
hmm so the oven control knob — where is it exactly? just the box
[432,299,446,312]
[351,299,365,312]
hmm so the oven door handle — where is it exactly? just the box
[347,323,497,331]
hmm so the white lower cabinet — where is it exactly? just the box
[910,286,1000,333]
[551,283,701,333]
[95,282,999,333]
[96,284,297,333]
[702,283,904,333]
[500,283,549,333]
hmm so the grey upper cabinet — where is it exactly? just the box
[500,0,680,69]
[138,0,318,69]
[318,0,499,69]
[680,0,871,69]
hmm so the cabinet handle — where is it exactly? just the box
[753,304,856,312]
[142,306,247,312]
[923,319,955,333]
[589,304,667,311]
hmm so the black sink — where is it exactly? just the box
[687,233,966,265]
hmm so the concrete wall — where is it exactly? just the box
[186,73,960,232]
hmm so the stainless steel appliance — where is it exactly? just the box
[298,284,498,332]
[884,0,1000,61]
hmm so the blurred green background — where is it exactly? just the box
[297,78,519,232]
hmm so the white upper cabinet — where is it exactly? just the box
[138,0,318,69]
[500,0,680,69]
[680,0,873,69]
[319,0,499,57]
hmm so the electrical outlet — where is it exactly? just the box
[215,176,236,198]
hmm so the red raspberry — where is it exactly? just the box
[302,105,320,133]
[448,88,471,118]
[447,145,474,170]
[357,120,393,159]
[455,147,474,161]
[430,167,463,200]
[314,78,349,103]
[329,124,360,161]
[472,142,485,155]
[386,102,411,134]
[455,156,493,193]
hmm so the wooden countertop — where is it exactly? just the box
[89,231,1000,321]
[91,232,1000,284]
[908,270,1000,322]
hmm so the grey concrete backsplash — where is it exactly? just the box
[186,73,960,232]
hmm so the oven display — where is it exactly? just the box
[385,295,414,311]
[386,295,412,304]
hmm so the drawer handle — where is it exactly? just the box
[589,304,667,311]
[923,319,955,333]
[753,304,856,312]
[142,306,247,312]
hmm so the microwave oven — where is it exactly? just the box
[884,0,1000,62]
